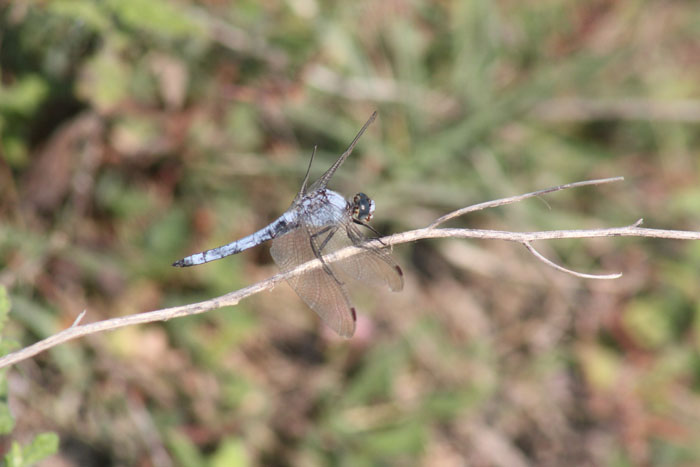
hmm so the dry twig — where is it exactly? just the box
[2,177,699,369]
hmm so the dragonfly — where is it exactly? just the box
[173,112,403,337]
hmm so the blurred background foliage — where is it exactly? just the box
[1,0,700,465]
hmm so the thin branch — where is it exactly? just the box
[2,179,699,369]
[428,177,624,228]
[71,310,87,328]
[522,241,622,280]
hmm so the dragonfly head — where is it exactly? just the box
[352,192,375,222]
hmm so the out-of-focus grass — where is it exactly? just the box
[1,0,700,465]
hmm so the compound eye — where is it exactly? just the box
[353,192,375,222]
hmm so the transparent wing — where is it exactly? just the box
[325,221,404,292]
[270,224,356,338]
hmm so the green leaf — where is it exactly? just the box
[0,404,15,435]
[363,421,426,457]
[166,429,205,467]
[578,344,621,391]
[5,442,23,467]
[77,49,131,112]
[105,0,205,39]
[22,433,59,465]
[0,287,10,331]
[0,75,49,116]
[209,438,250,467]
[0,340,19,358]
[0,286,14,437]
[3,433,59,467]
[47,1,112,32]
[623,299,674,350]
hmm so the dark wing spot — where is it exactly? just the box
[395,265,404,277]
[351,308,357,321]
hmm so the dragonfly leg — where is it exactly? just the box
[309,226,344,285]
[315,225,338,252]
[352,219,387,247]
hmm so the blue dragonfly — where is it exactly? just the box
[173,113,403,337]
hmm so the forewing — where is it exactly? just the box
[270,225,356,338]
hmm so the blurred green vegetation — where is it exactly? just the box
[0,287,59,466]
[1,0,700,465]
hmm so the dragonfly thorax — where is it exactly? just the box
[352,192,375,222]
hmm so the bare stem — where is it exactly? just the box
[522,242,622,280]
[428,176,624,228]
[1,178,699,369]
